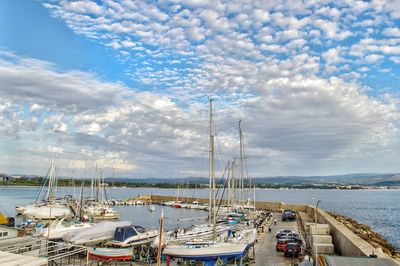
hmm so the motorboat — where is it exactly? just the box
[63,220,131,245]
[148,205,156,212]
[108,225,158,247]
[88,247,133,261]
[82,204,119,220]
[38,217,94,240]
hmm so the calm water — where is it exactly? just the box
[0,186,398,249]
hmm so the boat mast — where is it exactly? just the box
[239,120,244,208]
[232,159,237,209]
[47,156,57,202]
[209,99,216,240]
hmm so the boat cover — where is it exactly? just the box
[64,221,131,244]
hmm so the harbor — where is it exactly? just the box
[1,194,400,265]
[1,100,399,266]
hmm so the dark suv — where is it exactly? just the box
[282,210,296,221]
[284,242,301,257]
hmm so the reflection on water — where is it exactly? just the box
[0,186,398,249]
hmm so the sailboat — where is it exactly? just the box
[163,99,256,264]
[81,167,119,220]
[16,157,73,220]
[154,223,230,246]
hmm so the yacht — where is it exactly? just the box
[39,217,94,240]
[109,225,158,247]
[63,220,131,245]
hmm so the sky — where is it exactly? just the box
[0,0,400,179]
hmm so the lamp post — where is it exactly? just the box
[312,198,322,266]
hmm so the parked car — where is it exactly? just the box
[282,210,296,221]
[276,238,289,252]
[276,230,299,238]
[277,232,300,240]
[284,242,301,257]
[275,229,294,238]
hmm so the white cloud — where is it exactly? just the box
[364,54,384,63]
[2,0,400,177]
[383,27,400,37]
[64,1,103,15]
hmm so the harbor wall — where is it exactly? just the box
[146,194,386,259]
[306,205,386,258]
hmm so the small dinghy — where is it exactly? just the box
[88,247,133,261]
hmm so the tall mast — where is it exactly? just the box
[239,120,244,207]
[209,99,216,240]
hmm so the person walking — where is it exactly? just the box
[274,218,277,225]
[268,225,272,233]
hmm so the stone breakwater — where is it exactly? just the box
[328,211,400,260]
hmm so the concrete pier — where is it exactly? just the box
[255,212,300,266]
[147,194,393,260]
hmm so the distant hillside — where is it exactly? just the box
[105,173,400,187]
[4,173,400,187]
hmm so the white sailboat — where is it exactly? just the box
[16,157,73,220]
[154,223,230,246]
[163,99,256,263]
[82,167,119,220]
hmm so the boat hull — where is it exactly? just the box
[88,247,133,261]
[163,242,249,261]
[23,205,72,220]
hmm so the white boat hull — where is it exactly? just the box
[88,247,133,261]
[40,222,94,240]
[23,204,72,220]
[163,242,249,260]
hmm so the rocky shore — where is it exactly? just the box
[328,212,400,260]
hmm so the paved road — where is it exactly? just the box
[254,213,299,266]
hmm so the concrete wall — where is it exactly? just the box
[306,205,386,258]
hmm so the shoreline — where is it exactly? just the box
[329,211,400,257]
[1,184,399,190]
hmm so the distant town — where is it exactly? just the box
[1,173,399,190]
